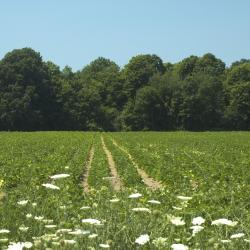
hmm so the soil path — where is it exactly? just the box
[112,138,163,190]
[82,146,94,193]
[101,136,123,191]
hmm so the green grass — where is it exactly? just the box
[0,132,249,249]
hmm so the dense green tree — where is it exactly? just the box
[224,62,250,129]
[122,54,165,98]
[0,48,54,130]
[0,48,249,131]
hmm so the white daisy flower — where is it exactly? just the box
[192,216,205,225]
[177,196,192,201]
[63,239,76,244]
[18,226,29,232]
[172,206,182,210]
[99,243,110,248]
[0,229,10,234]
[211,218,238,227]
[148,200,161,204]
[80,206,91,210]
[7,242,24,250]
[81,218,102,225]
[170,216,185,226]
[129,193,142,199]
[17,200,28,206]
[34,216,44,221]
[171,243,189,250]
[7,241,33,250]
[132,207,151,213]
[45,225,57,229]
[88,234,98,239]
[230,233,245,239]
[221,240,231,243]
[68,229,90,235]
[190,225,204,236]
[135,234,150,245]
[110,199,120,203]
[42,183,60,190]
[50,174,70,180]
[26,214,32,219]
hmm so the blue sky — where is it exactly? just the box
[0,0,249,71]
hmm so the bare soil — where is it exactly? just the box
[101,137,123,191]
[112,139,163,190]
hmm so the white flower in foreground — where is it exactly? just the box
[80,206,91,210]
[26,214,32,219]
[110,198,120,203]
[171,243,189,250]
[230,233,245,239]
[82,219,102,225]
[211,218,238,227]
[192,216,205,225]
[50,174,70,180]
[68,229,90,235]
[173,206,182,210]
[190,225,204,236]
[63,239,76,244]
[152,237,167,247]
[132,207,151,213]
[7,242,33,250]
[17,200,28,206]
[129,193,142,199]
[7,242,24,250]
[18,226,29,232]
[99,243,110,248]
[88,233,98,239]
[32,202,37,207]
[170,216,185,226]
[148,200,161,204]
[177,196,192,201]
[0,229,10,234]
[34,216,44,221]
[42,183,60,190]
[45,225,57,229]
[221,240,231,243]
[135,234,150,245]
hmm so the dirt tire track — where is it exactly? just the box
[101,136,123,191]
[82,146,94,193]
[112,138,163,190]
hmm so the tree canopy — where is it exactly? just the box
[0,48,249,131]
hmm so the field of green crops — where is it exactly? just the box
[0,132,250,250]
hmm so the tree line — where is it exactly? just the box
[0,48,249,131]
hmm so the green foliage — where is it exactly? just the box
[0,48,249,131]
[0,132,250,249]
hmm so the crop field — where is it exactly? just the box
[0,132,250,249]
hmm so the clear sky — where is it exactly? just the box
[0,0,250,71]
